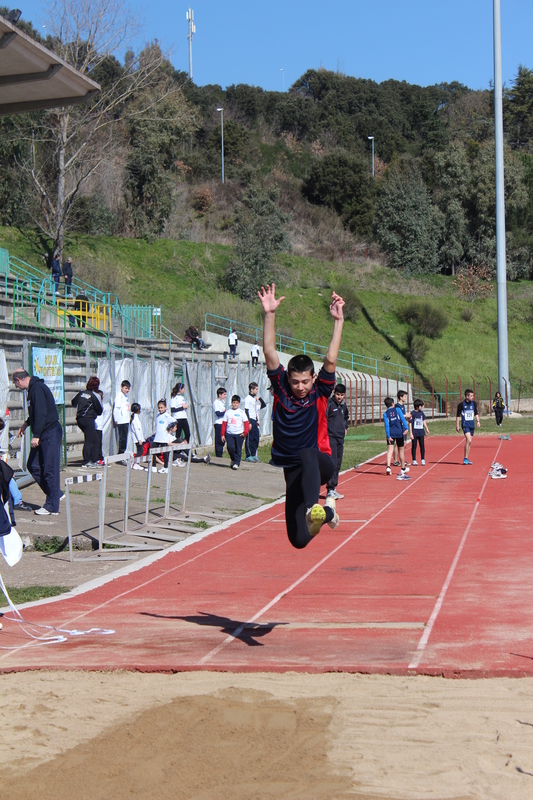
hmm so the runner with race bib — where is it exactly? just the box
[456,389,481,465]
[409,399,430,466]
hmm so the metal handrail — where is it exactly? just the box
[204,312,414,381]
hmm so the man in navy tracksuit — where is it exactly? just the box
[13,369,63,515]
[326,383,349,500]
[383,396,410,479]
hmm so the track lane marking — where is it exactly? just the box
[198,439,463,665]
[408,439,503,671]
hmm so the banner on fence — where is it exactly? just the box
[32,346,64,404]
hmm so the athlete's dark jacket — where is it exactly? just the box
[72,390,103,421]
[25,376,60,437]
[327,396,349,438]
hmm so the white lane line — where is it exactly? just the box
[408,440,503,671]
[198,439,463,665]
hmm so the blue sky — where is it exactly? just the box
[18,1,533,91]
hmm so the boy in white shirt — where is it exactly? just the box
[113,379,131,455]
[213,387,227,457]
[228,330,238,359]
[152,399,174,473]
[244,382,266,463]
[251,341,260,367]
[221,395,249,470]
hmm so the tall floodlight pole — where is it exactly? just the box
[493,0,510,405]
[217,107,224,183]
[281,68,284,92]
[368,136,374,177]
[186,8,196,81]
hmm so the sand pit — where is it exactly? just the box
[0,671,532,799]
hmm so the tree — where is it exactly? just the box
[431,143,471,274]
[504,65,533,151]
[224,184,289,300]
[453,263,494,302]
[13,0,188,256]
[375,163,439,274]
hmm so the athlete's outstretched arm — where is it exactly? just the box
[258,283,285,371]
[323,292,345,373]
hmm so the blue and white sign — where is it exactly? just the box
[32,347,64,404]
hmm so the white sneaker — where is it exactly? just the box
[35,507,58,515]
[412,460,418,466]
[151,467,158,473]
[132,463,144,471]
[421,459,426,465]
[173,460,186,468]
[402,466,410,473]
[386,466,391,475]
[324,496,340,529]
[158,467,168,474]
[231,464,239,470]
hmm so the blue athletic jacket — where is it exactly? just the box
[383,406,408,439]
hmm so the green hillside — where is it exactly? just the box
[3,226,532,392]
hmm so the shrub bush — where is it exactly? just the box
[398,299,448,338]
[461,308,473,322]
[406,330,429,362]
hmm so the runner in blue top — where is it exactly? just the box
[258,282,345,548]
[393,390,411,466]
[409,399,430,466]
[456,389,480,464]
[383,397,410,479]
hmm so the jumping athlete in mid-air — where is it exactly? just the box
[258,282,345,548]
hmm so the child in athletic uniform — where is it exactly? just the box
[152,399,174,473]
[213,387,227,457]
[251,341,260,367]
[221,395,249,469]
[384,397,410,479]
[244,382,266,462]
[130,403,147,470]
[393,390,411,466]
[409,399,430,466]
[456,389,480,464]
[258,282,345,548]
[326,383,349,500]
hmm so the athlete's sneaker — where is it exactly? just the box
[245,456,256,462]
[393,461,401,467]
[401,466,410,473]
[35,507,59,515]
[306,503,326,536]
[421,459,426,465]
[204,454,211,464]
[327,490,344,500]
[252,456,260,462]
[231,463,239,470]
[158,467,168,474]
[463,458,473,465]
[386,466,392,476]
[491,471,507,479]
[132,463,144,470]
[412,460,418,466]
[324,496,340,529]
[396,473,411,481]
[151,467,158,473]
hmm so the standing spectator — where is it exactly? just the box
[72,377,103,467]
[95,389,106,464]
[62,256,74,297]
[130,403,147,469]
[221,395,249,470]
[251,341,260,367]
[493,391,505,427]
[152,399,174,473]
[113,379,131,455]
[12,368,63,515]
[244,382,266,462]
[326,383,349,499]
[51,253,62,296]
[213,387,227,458]
[228,329,238,359]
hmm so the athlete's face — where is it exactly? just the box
[158,402,166,414]
[288,369,315,398]
[465,392,474,402]
[334,391,345,403]
[250,386,259,396]
[231,399,240,410]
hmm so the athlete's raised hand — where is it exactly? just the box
[330,291,345,321]
[258,283,285,314]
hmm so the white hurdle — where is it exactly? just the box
[65,471,103,561]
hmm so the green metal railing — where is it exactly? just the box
[204,312,414,381]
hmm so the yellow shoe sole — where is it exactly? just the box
[306,503,326,537]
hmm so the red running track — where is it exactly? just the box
[1,434,532,677]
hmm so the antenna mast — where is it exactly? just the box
[186,8,196,81]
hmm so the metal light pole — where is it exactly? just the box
[281,68,284,92]
[216,107,224,183]
[493,0,510,405]
[368,136,374,177]
[186,8,196,81]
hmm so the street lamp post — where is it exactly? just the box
[281,68,284,92]
[216,107,224,184]
[368,136,374,177]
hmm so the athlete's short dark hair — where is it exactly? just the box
[121,380,131,389]
[413,399,424,409]
[464,388,474,396]
[287,354,314,376]
[397,390,407,400]
[216,387,226,397]
[384,397,394,408]
[335,384,346,393]
[248,382,258,392]
[231,394,241,403]
[157,398,167,406]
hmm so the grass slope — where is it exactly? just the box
[2,226,533,389]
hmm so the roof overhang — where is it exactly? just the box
[0,14,100,116]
